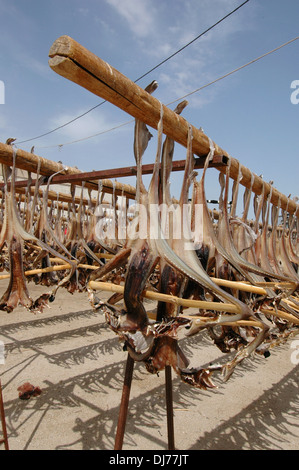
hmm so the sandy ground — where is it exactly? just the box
[0,280,298,451]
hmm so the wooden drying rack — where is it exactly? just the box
[46,35,299,451]
[0,35,298,451]
[47,35,299,217]
[0,34,297,213]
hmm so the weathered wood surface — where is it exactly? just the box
[0,142,136,199]
[49,35,299,215]
[0,142,78,176]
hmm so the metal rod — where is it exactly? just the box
[0,380,9,450]
[0,142,136,200]
[3,155,228,189]
[165,365,175,450]
[114,352,135,450]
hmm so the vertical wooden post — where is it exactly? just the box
[165,365,175,450]
[114,353,135,450]
[49,35,299,216]
[0,380,9,450]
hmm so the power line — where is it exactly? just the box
[35,35,299,150]
[134,0,250,82]
[16,102,106,145]
[37,119,135,149]
[167,35,299,105]
[16,0,250,146]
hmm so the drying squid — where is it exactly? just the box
[0,148,77,312]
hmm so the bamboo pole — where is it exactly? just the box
[261,308,299,325]
[211,277,297,293]
[0,264,297,324]
[180,314,263,328]
[0,263,99,280]
[88,280,299,324]
[243,281,297,288]
[88,280,242,314]
[49,35,299,216]
[87,281,298,325]
[0,259,294,299]
[210,277,267,295]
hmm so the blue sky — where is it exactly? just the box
[0,0,298,209]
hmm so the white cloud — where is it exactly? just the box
[133,0,255,110]
[105,0,156,37]
[19,55,51,80]
[0,115,7,129]
[77,7,89,16]
[49,109,109,141]
[158,68,215,110]
[47,107,132,146]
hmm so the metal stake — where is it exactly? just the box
[165,365,175,450]
[114,354,176,450]
[0,380,9,450]
[114,353,135,450]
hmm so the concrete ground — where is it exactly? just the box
[0,282,298,451]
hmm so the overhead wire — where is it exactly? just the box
[131,0,251,82]
[167,35,299,106]
[15,0,251,146]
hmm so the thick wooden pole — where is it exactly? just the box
[49,35,299,216]
[0,142,136,199]
[165,365,175,450]
[0,380,9,450]
[0,142,80,177]
[114,353,135,450]
[48,36,225,158]
[0,186,97,207]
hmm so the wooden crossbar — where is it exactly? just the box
[0,142,136,200]
[48,35,299,216]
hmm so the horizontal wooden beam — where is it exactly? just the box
[0,142,136,199]
[49,35,299,216]
[0,186,98,207]
[0,142,80,177]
